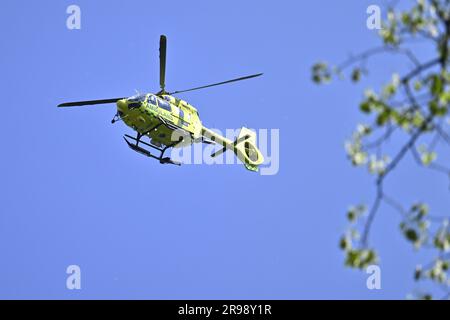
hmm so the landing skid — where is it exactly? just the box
[123,132,184,166]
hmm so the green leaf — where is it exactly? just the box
[412,112,425,127]
[401,13,411,25]
[312,62,332,84]
[440,91,450,105]
[404,229,419,242]
[376,110,390,126]
[413,80,422,91]
[346,205,366,222]
[344,249,377,269]
[421,151,437,166]
[414,266,422,281]
[347,211,356,222]
[360,101,371,113]
[351,68,361,83]
[339,236,350,250]
[430,75,443,96]
[428,100,447,116]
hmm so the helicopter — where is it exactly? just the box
[58,35,264,171]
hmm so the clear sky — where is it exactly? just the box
[0,0,447,299]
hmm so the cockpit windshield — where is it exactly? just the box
[147,94,157,106]
[127,94,147,102]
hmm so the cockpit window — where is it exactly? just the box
[157,97,172,111]
[147,94,157,106]
[175,107,184,119]
[128,94,146,102]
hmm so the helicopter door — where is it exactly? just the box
[174,106,189,127]
[178,108,184,120]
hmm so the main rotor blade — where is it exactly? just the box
[169,73,263,95]
[159,35,167,92]
[58,98,125,107]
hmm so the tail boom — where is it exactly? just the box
[201,126,264,171]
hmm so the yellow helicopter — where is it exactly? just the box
[58,35,264,171]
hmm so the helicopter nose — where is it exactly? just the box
[116,99,128,112]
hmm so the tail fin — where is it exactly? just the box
[204,127,264,172]
[232,127,264,171]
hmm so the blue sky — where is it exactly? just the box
[0,0,447,299]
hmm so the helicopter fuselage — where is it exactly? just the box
[116,92,264,170]
[116,93,202,148]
